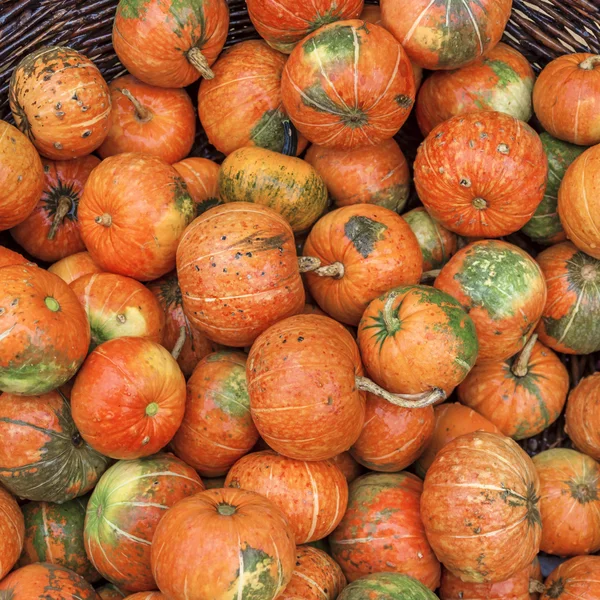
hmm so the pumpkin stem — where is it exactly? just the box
[297,256,345,279]
[172,326,186,360]
[421,269,441,282]
[187,46,215,80]
[47,195,72,240]
[281,118,298,156]
[121,88,152,122]
[511,334,538,378]
[95,213,112,227]
[579,55,600,70]
[472,197,488,210]
[382,291,401,333]
[355,376,445,408]
[217,503,237,516]
[529,580,546,594]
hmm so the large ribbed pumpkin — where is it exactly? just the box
[541,556,600,600]
[0,485,24,580]
[338,573,438,600]
[439,565,533,600]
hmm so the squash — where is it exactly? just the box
[112,0,229,88]
[535,242,600,354]
[225,450,348,544]
[79,152,194,281]
[421,431,541,583]
[123,593,165,600]
[150,488,296,600]
[439,565,533,600]
[533,448,600,556]
[281,20,416,150]
[338,573,439,600]
[330,472,440,588]
[0,486,24,580]
[435,240,546,363]
[0,120,44,231]
[416,43,534,136]
[85,454,203,592]
[97,583,127,599]
[218,146,328,233]
[300,204,423,325]
[71,273,165,350]
[99,75,195,164]
[48,251,102,285]
[0,265,90,395]
[541,556,600,600]
[71,337,186,460]
[173,157,221,217]
[565,373,600,461]
[331,452,365,484]
[176,203,305,347]
[381,0,513,70]
[305,139,410,212]
[0,389,110,502]
[9,47,111,159]
[533,53,600,146]
[170,351,258,476]
[0,246,31,268]
[414,112,548,238]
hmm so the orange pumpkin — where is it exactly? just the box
[79,153,194,281]
[281,20,416,150]
[565,373,600,461]
[301,204,423,325]
[9,47,111,160]
[124,593,165,600]
[421,431,541,583]
[11,155,99,262]
[0,485,24,580]
[331,452,365,484]
[176,202,305,347]
[48,251,103,285]
[112,0,229,88]
[439,565,533,600]
[97,583,127,599]
[0,246,31,268]
[414,112,548,238]
[541,556,600,600]
[173,157,221,217]
[533,53,600,146]
[99,75,195,164]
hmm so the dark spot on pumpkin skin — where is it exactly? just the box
[394,95,413,109]
[344,215,388,259]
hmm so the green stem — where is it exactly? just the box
[382,291,401,333]
[355,376,445,408]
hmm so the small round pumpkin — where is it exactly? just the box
[9,46,111,159]
[0,485,24,580]
[48,251,103,285]
[338,573,439,600]
[0,246,31,268]
[173,157,221,217]
[541,556,600,600]
[439,565,533,600]
[331,452,365,484]
[565,373,600,461]
[97,583,127,599]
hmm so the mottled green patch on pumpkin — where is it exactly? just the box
[212,364,250,418]
[0,358,83,396]
[117,0,152,19]
[346,472,409,512]
[87,307,148,351]
[338,572,438,599]
[370,183,410,213]
[229,545,278,600]
[250,108,287,153]
[344,215,388,258]
[301,82,368,128]
[173,176,195,223]
[303,24,357,62]
[404,208,453,270]
[168,0,206,38]
[485,59,522,88]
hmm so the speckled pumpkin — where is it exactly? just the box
[173,157,221,217]
[0,485,24,581]
[338,573,439,600]
[48,251,103,285]
[439,565,533,600]
[541,556,600,600]
[0,246,30,268]
[565,373,600,461]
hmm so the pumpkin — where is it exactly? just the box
[170,351,258,476]
[97,583,127,599]
[300,204,423,325]
[541,556,600,600]
[415,403,500,477]
[71,272,165,350]
[112,0,229,88]
[71,337,186,460]
[173,157,221,217]
[124,593,166,600]
[535,242,600,354]
[281,20,416,150]
[176,202,305,347]
[403,207,458,272]
[458,334,569,439]
[330,472,440,588]
[9,46,111,160]
[247,314,445,461]
[150,488,296,600]
[439,565,533,600]
[304,139,411,213]
[381,0,513,70]
[533,53,600,146]
[79,152,194,281]
[225,450,348,544]
[522,133,586,245]
[48,251,103,285]
[331,452,365,484]
[0,389,110,502]
[147,272,214,378]
[85,454,203,592]
[565,373,600,461]
[0,265,90,395]
[557,144,600,259]
[0,120,44,231]
[414,112,547,238]
[279,546,346,600]
[19,497,99,582]
[99,75,195,164]
[0,246,30,268]
[421,431,541,583]
[435,240,547,363]
[218,147,328,233]
[199,40,308,156]
[0,485,24,580]
[416,43,534,136]
[338,573,439,600]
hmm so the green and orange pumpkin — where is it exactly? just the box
[565,373,600,461]
[541,556,600,600]
[0,485,24,580]
[173,157,221,217]
[338,573,439,600]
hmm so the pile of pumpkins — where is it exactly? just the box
[1,0,600,598]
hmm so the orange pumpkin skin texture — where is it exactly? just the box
[330,472,440,589]
[380,0,512,71]
[124,593,166,599]
[112,0,229,88]
[331,452,365,484]
[421,431,541,584]
[439,565,532,600]
[435,240,547,363]
[541,556,600,600]
[97,583,127,599]
[305,139,411,213]
[170,351,258,477]
[0,265,90,395]
[151,488,296,600]
[0,246,31,268]
[533,54,600,146]
[99,75,195,164]
[79,153,194,281]
[48,251,103,285]
[247,314,365,461]
[71,337,186,460]
[225,450,348,544]
[414,112,547,238]
[565,373,600,461]
[0,120,44,231]
[0,486,24,580]
[176,202,305,347]
[281,20,416,151]
[173,157,221,217]
[533,448,600,556]
[9,47,111,160]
